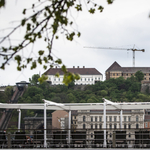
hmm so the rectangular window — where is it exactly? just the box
[83,116,86,122]
[106,116,107,122]
[99,117,102,122]
[146,122,148,128]
[91,116,93,122]
[124,116,126,122]
[91,124,93,129]
[95,124,97,129]
[114,124,116,129]
[124,124,126,129]
[128,116,131,122]
[128,124,131,129]
[95,116,97,122]
[109,124,112,129]
[109,116,112,122]
[83,124,85,129]
[99,124,102,129]
[136,115,138,122]
[114,116,116,122]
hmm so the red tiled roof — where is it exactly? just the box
[106,61,150,73]
[106,61,121,72]
[44,67,102,75]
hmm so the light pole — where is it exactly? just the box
[17,109,21,132]
[103,101,107,148]
[42,99,65,148]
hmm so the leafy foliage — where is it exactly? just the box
[0,0,112,85]
[135,71,144,82]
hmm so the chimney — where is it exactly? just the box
[73,66,75,68]
[83,66,85,68]
[77,66,79,68]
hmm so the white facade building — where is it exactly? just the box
[44,66,103,85]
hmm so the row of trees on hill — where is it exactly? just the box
[16,70,150,117]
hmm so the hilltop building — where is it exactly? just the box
[105,61,150,81]
[44,66,103,85]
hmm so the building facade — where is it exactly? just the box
[105,61,150,81]
[44,66,103,85]
[76,109,144,144]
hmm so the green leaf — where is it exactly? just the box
[75,4,82,11]
[61,65,67,73]
[31,61,37,70]
[27,23,31,31]
[55,59,62,64]
[21,18,26,26]
[38,50,44,55]
[15,55,22,65]
[38,57,42,64]
[23,9,26,15]
[89,8,95,14]
[55,73,60,77]
[38,74,48,84]
[107,0,114,4]
[77,32,81,37]
[98,6,104,12]
[43,65,47,70]
[17,66,21,71]
[0,0,5,8]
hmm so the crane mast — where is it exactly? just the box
[84,46,145,67]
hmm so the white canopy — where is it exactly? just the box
[0,100,150,110]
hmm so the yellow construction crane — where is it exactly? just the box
[84,46,145,67]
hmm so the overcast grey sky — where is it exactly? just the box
[0,0,150,86]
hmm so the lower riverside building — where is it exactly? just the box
[76,109,144,144]
[105,61,150,81]
[44,66,103,85]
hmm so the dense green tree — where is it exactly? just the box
[135,71,144,82]
[67,93,76,103]
[29,74,40,85]
[4,86,13,101]
[100,90,108,97]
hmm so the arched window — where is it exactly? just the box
[114,124,117,129]
[91,124,93,129]
[136,124,139,129]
